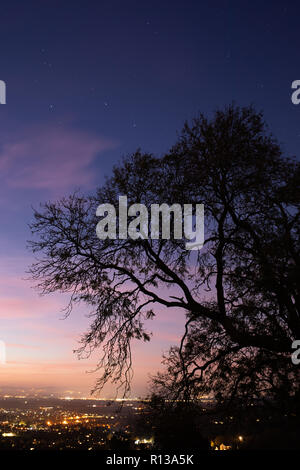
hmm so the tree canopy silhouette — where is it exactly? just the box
[29,104,300,406]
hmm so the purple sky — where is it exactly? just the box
[0,0,300,396]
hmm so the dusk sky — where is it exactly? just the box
[0,0,299,397]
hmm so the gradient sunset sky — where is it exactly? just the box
[0,0,299,397]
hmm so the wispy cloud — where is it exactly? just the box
[0,125,117,194]
[0,296,63,319]
[6,343,41,350]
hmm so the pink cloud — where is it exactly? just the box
[0,126,117,193]
[6,360,92,369]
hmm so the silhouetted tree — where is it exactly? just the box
[29,105,300,408]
